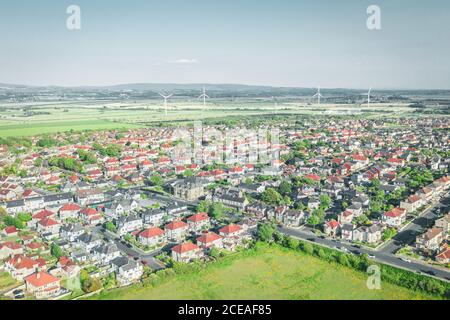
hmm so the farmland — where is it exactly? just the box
[91,244,435,300]
[0,99,415,138]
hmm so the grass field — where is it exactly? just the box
[90,244,435,300]
[0,100,416,137]
[0,272,17,291]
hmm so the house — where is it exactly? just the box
[79,207,103,225]
[104,198,139,220]
[416,227,445,254]
[338,210,355,224]
[353,224,383,244]
[115,215,143,236]
[110,256,143,286]
[75,188,104,206]
[219,224,243,238]
[77,233,102,251]
[436,247,450,264]
[0,242,23,260]
[3,226,18,237]
[24,271,61,299]
[171,241,203,263]
[164,220,188,241]
[138,227,165,247]
[171,177,205,200]
[346,203,363,216]
[58,203,81,220]
[187,212,210,233]
[5,255,44,280]
[60,223,84,242]
[245,202,268,219]
[341,223,355,241]
[92,243,121,265]
[165,202,189,218]
[211,188,248,211]
[37,218,60,237]
[382,207,407,228]
[196,232,223,249]
[324,219,341,237]
[141,208,166,226]
[400,194,424,213]
[282,209,306,227]
[435,214,450,233]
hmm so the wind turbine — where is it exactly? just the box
[366,87,372,107]
[159,93,173,116]
[313,87,323,105]
[198,86,209,109]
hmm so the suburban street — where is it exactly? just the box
[280,192,450,283]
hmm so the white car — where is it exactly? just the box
[401,258,411,263]
[341,247,349,252]
[368,254,376,259]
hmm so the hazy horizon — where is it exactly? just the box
[1,0,450,89]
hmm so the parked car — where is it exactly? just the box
[401,257,411,263]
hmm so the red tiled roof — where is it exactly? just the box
[219,224,242,235]
[197,232,222,244]
[171,241,199,254]
[139,227,164,239]
[165,220,188,230]
[25,271,59,288]
[187,212,209,223]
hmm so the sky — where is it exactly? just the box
[0,0,449,89]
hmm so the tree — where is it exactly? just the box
[17,212,32,223]
[105,221,117,233]
[257,223,275,242]
[209,202,224,220]
[197,200,210,213]
[261,188,283,205]
[338,253,350,266]
[307,215,320,229]
[82,276,103,293]
[382,228,397,241]
[278,181,292,196]
[319,194,332,209]
[285,237,299,250]
[51,243,64,259]
[149,174,163,187]
[301,242,314,255]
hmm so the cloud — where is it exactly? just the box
[167,58,200,65]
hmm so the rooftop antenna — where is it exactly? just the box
[159,93,173,116]
[313,87,323,105]
[198,86,210,109]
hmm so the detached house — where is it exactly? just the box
[58,203,81,220]
[164,220,188,241]
[110,256,144,286]
[116,215,143,236]
[5,255,45,280]
[324,219,341,237]
[382,207,407,228]
[400,194,424,213]
[24,271,61,299]
[196,232,223,249]
[416,227,445,254]
[138,227,165,247]
[171,241,203,263]
[187,212,210,233]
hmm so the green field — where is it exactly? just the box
[0,100,415,137]
[91,244,435,300]
[0,272,17,291]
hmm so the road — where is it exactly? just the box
[92,226,165,271]
[382,191,450,254]
[280,226,450,282]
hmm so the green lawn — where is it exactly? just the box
[0,272,17,291]
[91,244,435,300]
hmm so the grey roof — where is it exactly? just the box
[77,232,101,244]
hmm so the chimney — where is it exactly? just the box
[36,272,41,279]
